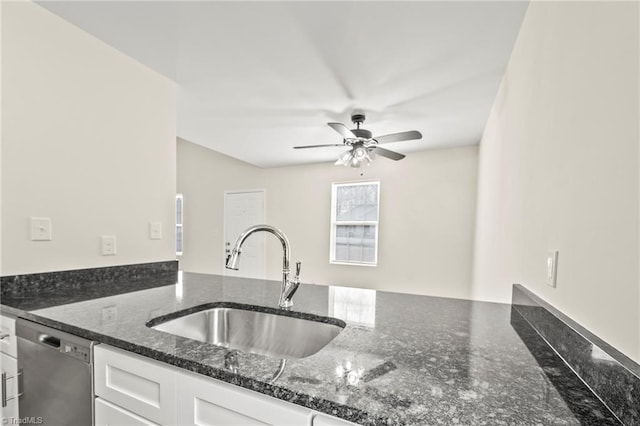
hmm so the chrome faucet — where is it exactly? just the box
[225,224,301,309]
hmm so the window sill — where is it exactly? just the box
[330,260,377,267]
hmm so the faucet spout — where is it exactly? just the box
[225,224,301,309]
[226,248,241,270]
[279,261,301,308]
[280,281,299,307]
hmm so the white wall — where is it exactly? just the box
[177,138,478,299]
[473,2,639,362]
[176,138,264,276]
[1,2,177,275]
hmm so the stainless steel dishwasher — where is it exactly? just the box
[16,318,94,425]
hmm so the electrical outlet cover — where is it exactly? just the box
[30,217,52,241]
[101,235,117,256]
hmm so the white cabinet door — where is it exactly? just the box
[177,371,311,426]
[94,345,177,425]
[0,314,19,424]
[0,352,19,422]
[312,413,359,426]
[0,315,17,358]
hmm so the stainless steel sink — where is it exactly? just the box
[149,304,345,359]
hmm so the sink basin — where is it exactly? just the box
[148,303,345,359]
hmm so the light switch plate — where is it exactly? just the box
[30,217,52,241]
[149,222,162,240]
[546,250,559,287]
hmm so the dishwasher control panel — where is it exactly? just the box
[63,341,91,362]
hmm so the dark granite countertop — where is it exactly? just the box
[1,272,621,425]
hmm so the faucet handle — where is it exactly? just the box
[295,261,301,278]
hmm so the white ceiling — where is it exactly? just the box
[37,1,529,168]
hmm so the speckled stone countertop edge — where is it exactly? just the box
[0,261,178,311]
[510,308,621,425]
[512,284,640,426]
[1,260,178,290]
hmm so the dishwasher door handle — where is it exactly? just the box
[38,334,61,348]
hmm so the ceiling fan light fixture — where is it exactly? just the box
[364,149,374,166]
[336,150,353,166]
[353,146,367,160]
[347,146,374,168]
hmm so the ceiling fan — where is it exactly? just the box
[294,113,422,168]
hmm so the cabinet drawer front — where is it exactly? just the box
[0,316,17,358]
[95,345,176,425]
[177,372,311,426]
[193,397,269,426]
[96,398,159,426]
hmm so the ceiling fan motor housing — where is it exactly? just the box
[352,128,372,139]
[349,113,372,139]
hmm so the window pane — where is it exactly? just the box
[176,195,183,224]
[176,226,183,253]
[336,184,378,221]
[176,194,183,255]
[334,225,376,263]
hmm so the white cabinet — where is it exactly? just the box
[177,369,311,426]
[0,314,19,422]
[312,413,359,426]
[94,344,176,425]
[95,344,356,426]
[95,398,159,426]
[0,315,17,358]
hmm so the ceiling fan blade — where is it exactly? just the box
[374,130,422,144]
[373,146,406,161]
[328,122,356,139]
[293,144,345,149]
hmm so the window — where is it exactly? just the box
[176,194,183,255]
[330,181,380,266]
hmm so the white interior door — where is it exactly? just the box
[224,190,266,279]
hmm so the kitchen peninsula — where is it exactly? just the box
[1,266,626,425]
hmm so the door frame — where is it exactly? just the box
[222,189,267,278]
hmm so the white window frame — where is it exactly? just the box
[176,194,183,256]
[330,180,380,266]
